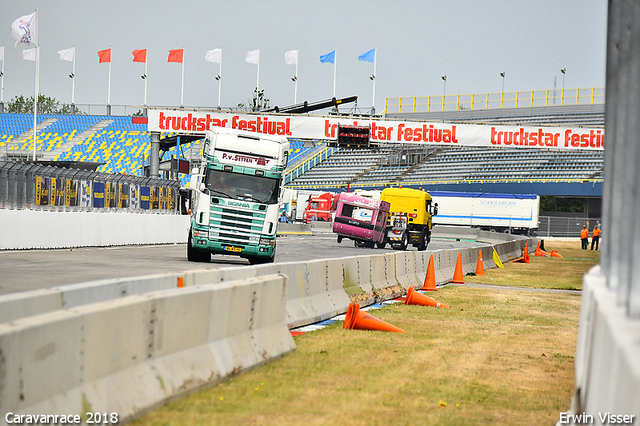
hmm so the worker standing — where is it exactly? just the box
[581,225,590,250]
[591,221,602,251]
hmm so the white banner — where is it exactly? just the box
[147,110,604,150]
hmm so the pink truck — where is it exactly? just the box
[333,192,390,248]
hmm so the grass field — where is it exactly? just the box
[131,240,598,426]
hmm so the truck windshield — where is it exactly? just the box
[204,169,279,204]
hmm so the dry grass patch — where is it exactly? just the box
[471,240,600,290]
[133,286,582,426]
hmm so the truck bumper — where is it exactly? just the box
[192,238,275,259]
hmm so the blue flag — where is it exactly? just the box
[358,48,375,63]
[320,50,336,64]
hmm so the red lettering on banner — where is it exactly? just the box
[491,127,499,145]
[324,120,336,138]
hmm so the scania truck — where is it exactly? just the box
[187,127,289,264]
[379,187,437,251]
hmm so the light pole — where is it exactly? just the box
[441,75,447,110]
[560,68,566,104]
[500,71,505,107]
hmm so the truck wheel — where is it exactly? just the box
[187,228,211,262]
[376,242,387,249]
[337,235,343,244]
[393,232,408,251]
[418,232,428,251]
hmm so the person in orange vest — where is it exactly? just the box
[591,220,602,251]
[580,225,590,250]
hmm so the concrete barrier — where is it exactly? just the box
[394,251,420,290]
[0,210,190,250]
[0,274,295,425]
[0,235,535,325]
[0,274,180,324]
[432,224,480,240]
[341,255,376,305]
[570,266,640,420]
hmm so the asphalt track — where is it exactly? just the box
[0,232,482,295]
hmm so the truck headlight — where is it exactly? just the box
[194,230,209,238]
[259,237,275,247]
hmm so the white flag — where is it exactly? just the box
[58,47,74,62]
[205,48,222,63]
[245,49,259,64]
[10,12,36,48]
[22,48,36,61]
[0,46,4,61]
[285,49,298,65]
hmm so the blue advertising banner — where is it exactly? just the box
[140,186,150,210]
[93,182,105,208]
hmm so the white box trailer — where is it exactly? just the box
[430,191,539,234]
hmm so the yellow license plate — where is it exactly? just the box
[224,246,242,252]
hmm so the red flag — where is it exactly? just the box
[168,49,184,63]
[132,49,147,63]
[97,48,111,63]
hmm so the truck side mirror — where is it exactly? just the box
[199,182,206,192]
[433,203,438,216]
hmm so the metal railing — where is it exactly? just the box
[284,146,337,185]
[0,161,180,213]
[538,215,600,238]
[384,87,605,114]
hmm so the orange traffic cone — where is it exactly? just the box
[514,243,531,263]
[451,252,465,284]
[534,241,548,257]
[343,303,406,333]
[419,254,437,291]
[475,251,485,276]
[404,285,449,308]
[550,250,563,258]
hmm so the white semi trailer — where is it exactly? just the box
[430,191,539,234]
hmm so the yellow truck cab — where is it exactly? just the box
[380,187,437,250]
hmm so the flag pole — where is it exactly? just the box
[32,9,39,161]
[294,48,299,105]
[71,46,76,108]
[180,47,184,108]
[372,46,377,114]
[256,48,260,94]
[1,45,5,111]
[217,47,222,109]
[333,48,337,98]
[107,47,112,115]
[144,47,148,107]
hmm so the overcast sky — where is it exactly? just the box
[1,0,608,114]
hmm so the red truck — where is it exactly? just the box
[304,192,338,223]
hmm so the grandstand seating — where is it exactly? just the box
[0,107,605,192]
[0,114,320,188]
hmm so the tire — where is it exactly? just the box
[337,235,343,244]
[393,231,408,251]
[417,230,428,251]
[187,228,211,262]
[376,242,387,249]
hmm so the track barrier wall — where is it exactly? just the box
[0,274,295,425]
[0,210,190,249]
[571,266,640,419]
[0,232,534,422]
